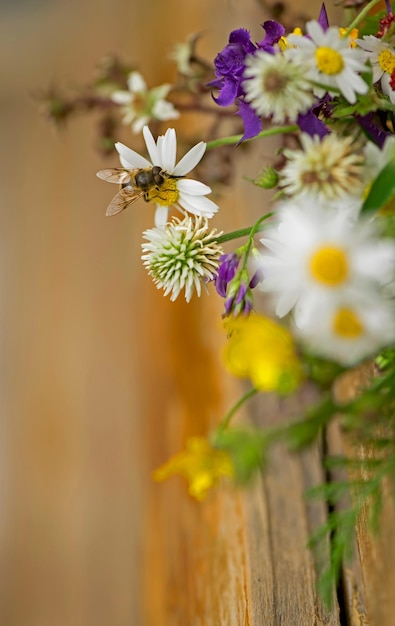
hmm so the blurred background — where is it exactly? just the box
[0,0,330,624]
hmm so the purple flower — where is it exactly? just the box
[220,267,254,316]
[209,21,285,110]
[210,29,256,106]
[215,252,240,297]
[249,269,263,289]
[237,100,263,142]
[356,113,392,148]
[257,20,285,53]
[297,110,330,139]
[317,3,329,32]
[224,282,254,316]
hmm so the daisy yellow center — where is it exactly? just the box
[333,307,364,338]
[378,48,395,75]
[309,246,348,286]
[146,177,179,206]
[315,47,344,75]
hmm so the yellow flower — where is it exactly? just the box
[223,313,304,393]
[153,437,234,500]
[339,27,359,48]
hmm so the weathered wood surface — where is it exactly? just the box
[2,1,395,625]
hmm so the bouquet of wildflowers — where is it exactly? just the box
[43,0,395,603]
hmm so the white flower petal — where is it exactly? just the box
[152,100,180,121]
[128,71,147,93]
[115,142,151,168]
[178,193,218,217]
[160,128,177,171]
[111,91,132,105]
[143,126,159,164]
[177,179,212,195]
[132,116,150,134]
[154,205,169,228]
[173,142,206,176]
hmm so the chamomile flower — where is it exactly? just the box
[295,293,395,365]
[242,49,316,123]
[254,198,395,325]
[288,20,369,103]
[111,71,179,133]
[116,126,219,227]
[141,215,223,302]
[356,35,395,103]
[279,133,366,200]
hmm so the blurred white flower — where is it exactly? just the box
[111,71,179,133]
[294,293,395,365]
[280,133,366,200]
[254,197,395,325]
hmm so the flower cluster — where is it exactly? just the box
[91,2,395,506]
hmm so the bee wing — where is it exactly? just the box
[96,168,135,184]
[105,187,145,216]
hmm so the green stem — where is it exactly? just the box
[241,212,274,270]
[343,0,383,35]
[218,387,258,432]
[215,227,256,244]
[215,212,274,245]
[206,125,299,150]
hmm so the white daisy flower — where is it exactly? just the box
[288,20,370,103]
[116,126,219,227]
[356,35,395,103]
[111,71,179,133]
[279,133,366,200]
[141,215,223,302]
[242,49,316,123]
[254,197,395,325]
[295,293,395,365]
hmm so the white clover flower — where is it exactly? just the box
[254,197,395,325]
[288,21,370,103]
[242,49,316,123]
[279,133,366,200]
[141,215,223,302]
[111,71,179,133]
[356,35,395,103]
[294,293,395,365]
[116,126,219,227]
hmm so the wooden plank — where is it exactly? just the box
[247,392,340,626]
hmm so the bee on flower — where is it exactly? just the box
[97,125,219,226]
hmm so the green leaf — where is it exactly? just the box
[214,428,266,484]
[361,158,395,214]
